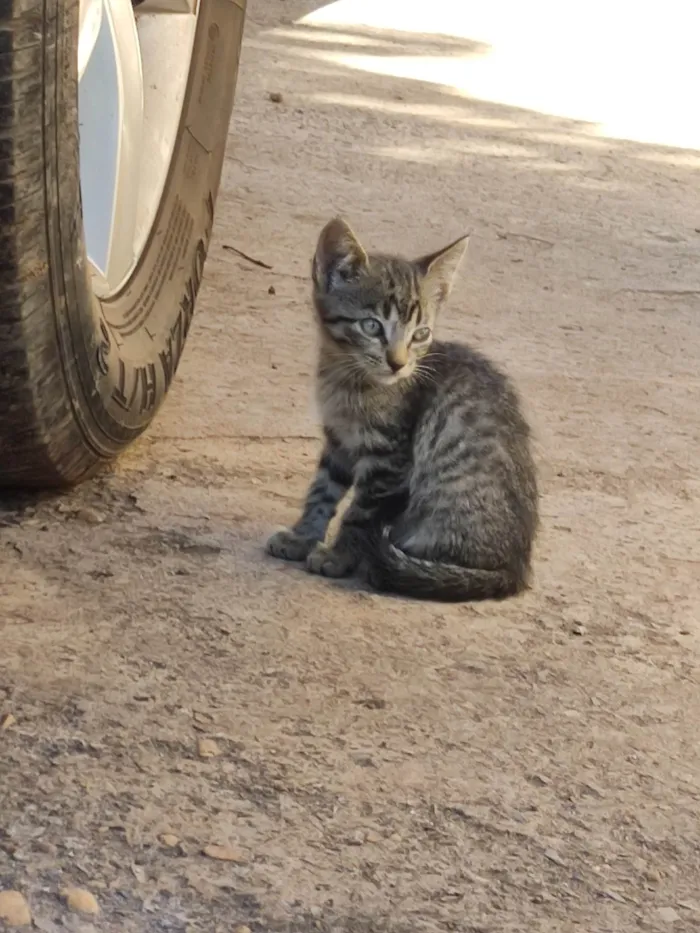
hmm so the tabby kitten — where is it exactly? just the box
[266,218,538,601]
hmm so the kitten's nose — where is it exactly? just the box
[386,347,408,373]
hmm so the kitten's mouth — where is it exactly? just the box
[373,365,415,386]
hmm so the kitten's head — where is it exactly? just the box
[312,217,469,386]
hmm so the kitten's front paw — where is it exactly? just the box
[266,528,317,562]
[305,543,356,578]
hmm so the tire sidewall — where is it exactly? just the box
[54,0,245,453]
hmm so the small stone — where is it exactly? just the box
[131,863,147,884]
[159,833,180,848]
[530,773,551,786]
[268,285,276,295]
[464,869,490,885]
[643,867,661,883]
[0,890,32,926]
[34,840,57,856]
[234,927,252,933]
[571,622,586,636]
[656,907,680,923]
[268,91,283,103]
[354,696,387,710]
[544,848,566,867]
[33,917,62,933]
[601,888,626,903]
[61,887,100,916]
[365,830,381,843]
[202,844,248,863]
[197,738,221,759]
[0,712,16,730]
[351,753,376,768]
[76,507,105,525]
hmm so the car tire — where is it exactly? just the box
[0,0,246,486]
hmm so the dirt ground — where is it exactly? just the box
[2,2,700,931]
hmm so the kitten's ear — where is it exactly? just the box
[415,234,469,308]
[313,217,368,290]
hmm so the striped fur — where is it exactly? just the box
[266,218,539,602]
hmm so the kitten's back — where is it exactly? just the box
[370,340,538,600]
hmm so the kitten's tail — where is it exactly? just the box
[366,529,526,602]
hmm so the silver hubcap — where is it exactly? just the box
[78,0,200,297]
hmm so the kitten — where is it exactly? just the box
[266,218,538,601]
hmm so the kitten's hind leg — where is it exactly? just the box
[266,444,352,562]
[266,528,319,562]
[305,498,374,578]
[306,457,406,578]
[305,541,358,578]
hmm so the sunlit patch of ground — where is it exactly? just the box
[292,0,700,151]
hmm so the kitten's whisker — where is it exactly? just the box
[414,363,440,387]
[336,360,369,391]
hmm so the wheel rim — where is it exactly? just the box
[78,0,200,298]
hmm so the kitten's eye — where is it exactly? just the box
[360,318,383,337]
[412,326,431,343]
